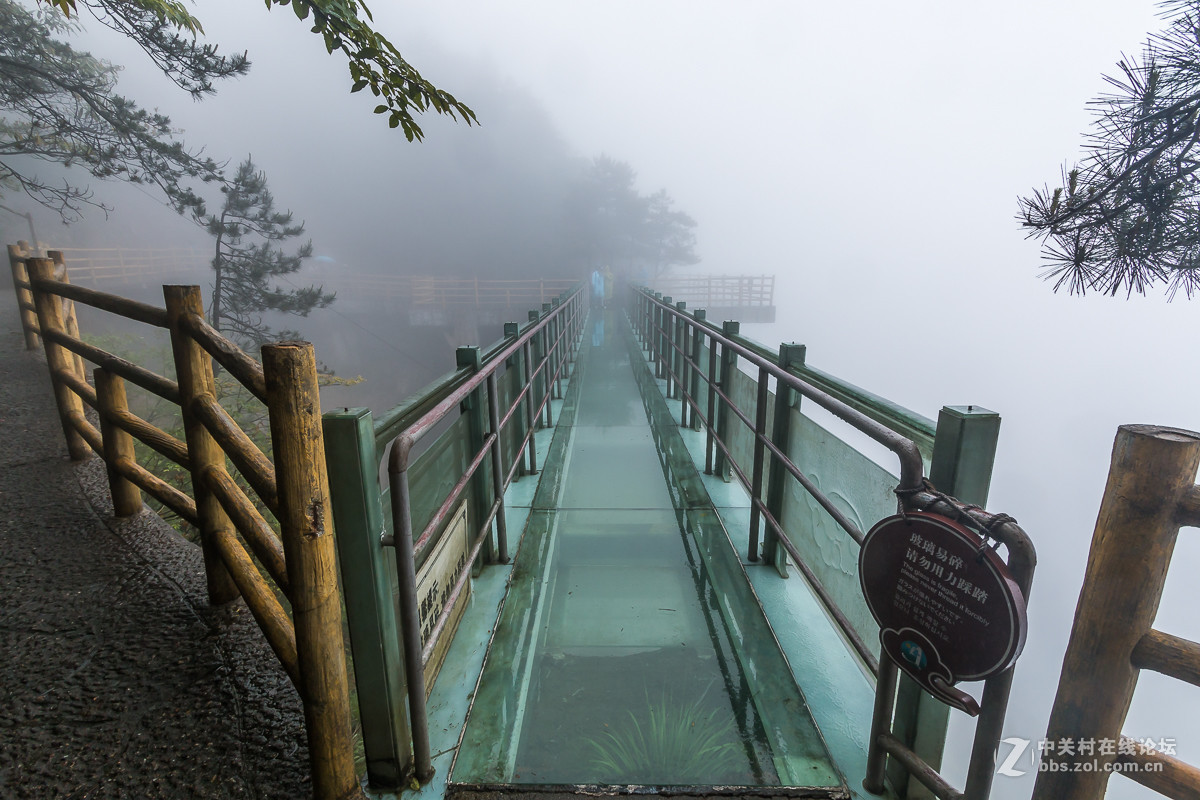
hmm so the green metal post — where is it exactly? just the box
[672,300,686,403]
[714,320,740,481]
[887,405,1001,799]
[457,346,495,566]
[322,408,410,789]
[504,321,525,479]
[529,309,547,428]
[688,309,706,430]
[763,343,805,575]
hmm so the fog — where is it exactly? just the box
[12,2,1200,798]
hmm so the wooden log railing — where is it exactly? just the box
[10,249,361,800]
[1033,425,1200,800]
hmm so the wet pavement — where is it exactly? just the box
[0,288,312,799]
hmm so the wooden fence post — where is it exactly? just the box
[28,258,90,460]
[49,250,86,380]
[8,242,40,349]
[263,340,361,800]
[1033,425,1200,800]
[164,285,240,606]
[94,368,143,516]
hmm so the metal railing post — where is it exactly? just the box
[542,302,558,401]
[323,408,411,789]
[551,297,563,390]
[656,292,666,365]
[887,405,1002,799]
[747,365,770,562]
[486,371,510,563]
[504,322,526,479]
[659,295,673,380]
[528,310,546,428]
[522,338,539,473]
[704,323,719,474]
[687,309,706,430]
[763,343,805,572]
[457,346,495,566]
[538,311,554,428]
[714,320,740,481]
[387,453,432,783]
[672,300,686,402]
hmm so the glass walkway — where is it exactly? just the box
[447,308,845,794]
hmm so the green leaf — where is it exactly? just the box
[351,80,368,93]
[373,104,387,114]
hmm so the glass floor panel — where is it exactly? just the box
[449,310,844,793]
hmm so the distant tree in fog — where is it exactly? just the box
[1020,0,1200,299]
[565,155,698,277]
[1,0,473,224]
[204,157,332,348]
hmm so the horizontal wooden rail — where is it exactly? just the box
[68,411,103,455]
[43,328,181,404]
[32,277,170,328]
[209,524,300,688]
[112,456,199,526]
[108,408,191,470]
[180,313,268,402]
[1176,484,1200,528]
[1116,736,1200,799]
[1131,629,1200,689]
[55,368,97,409]
[205,468,289,596]
[192,394,279,515]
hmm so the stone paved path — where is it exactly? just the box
[0,286,312,799]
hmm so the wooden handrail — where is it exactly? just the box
[1176,483,1200,528]
[1117,737,1200,799]
[32,277,170,328]
[1131,629,1200,688]
[179,312,268,402]
[191,393,279,516]
[205,467,289,596]
[42,327,181,404]
[209,524,300,688]
[107,408,191,470]
[112,456,199,526]
[55,367,97,409]
[67,411,103,455]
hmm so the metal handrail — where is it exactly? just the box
[381,283,585,783]
[633,285,1036,800]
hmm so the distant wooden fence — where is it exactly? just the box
[1034,424,1200,800]
[649,273,775,308]
[6,241,361,800]
[51,246,208,286]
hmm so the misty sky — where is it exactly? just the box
[20,2,1200,798]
